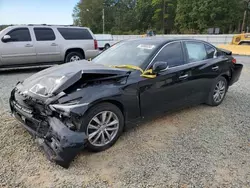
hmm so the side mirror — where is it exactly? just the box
[2,35,11,42]
[152,61,169,74]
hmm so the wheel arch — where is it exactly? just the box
[221,74,230,83]
[220,68,232,84]
[88,99,125,120]
[64,48,85,61]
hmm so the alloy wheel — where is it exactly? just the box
[87,111,119,147]
[213,80,226,103]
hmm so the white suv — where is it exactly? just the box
[0,25,99,68]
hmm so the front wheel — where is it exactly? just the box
[206,76,228,106]
[80,103,124,152]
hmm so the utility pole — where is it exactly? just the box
[162,0,165,34]
[102,6,105,34]
[242,0,250,33]
[246,0,250,33]
[242,10,247,33]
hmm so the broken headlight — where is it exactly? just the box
[29,75,67,97]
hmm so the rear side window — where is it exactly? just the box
[34,28,55,41]
[7,28,31,42]
[153,42,184,68]
[205,44,216,59]
[57,28,93,40]
[184,42,207,62]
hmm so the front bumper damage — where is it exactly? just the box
[10,89,87,168]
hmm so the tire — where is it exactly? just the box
[104,44,110,50]
[206,76,228,106]
[80,103,124,152]
[65,51,84,63]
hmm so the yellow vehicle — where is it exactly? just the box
[218,33,250,55]
[231,33,250,45]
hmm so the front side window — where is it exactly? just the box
[184,42,207,62]
[34,28,55,41]
[7,28,31,42]
[57,28,93,40]
[153,42,184,68]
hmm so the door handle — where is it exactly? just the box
[212,66,219,71]
[179,74,188,80]
[25,44,33,47]
[51,43,58,46]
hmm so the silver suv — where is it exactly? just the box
[0,25,99,68]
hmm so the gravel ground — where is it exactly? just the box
[0,57,250,187]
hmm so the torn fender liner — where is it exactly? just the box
[38,117,87,168]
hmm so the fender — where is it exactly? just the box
[61,83,141,124]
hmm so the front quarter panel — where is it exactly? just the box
[57,73,141,123]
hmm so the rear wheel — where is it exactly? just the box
[65,52,84,63]
[80,103,124,152]
[104,44,110,50]
[206,76,228,106]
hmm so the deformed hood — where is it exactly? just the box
[17,60,129,97]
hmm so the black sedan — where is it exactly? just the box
[9,38,243,168]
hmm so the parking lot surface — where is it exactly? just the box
[0,57,250,187]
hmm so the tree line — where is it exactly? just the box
[72,0,249,34]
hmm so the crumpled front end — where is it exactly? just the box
[9,88,87,168]
[9,61,130,168]
[37,117,87,168]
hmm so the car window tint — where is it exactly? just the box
[153,42,184,68]
[205,44,216,59]
[7,28,31,42]
[57,28,93,40]
[34,28,55,41]
[185,42,207,62]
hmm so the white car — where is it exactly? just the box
[0,25,99,69]
[95,34,117,50]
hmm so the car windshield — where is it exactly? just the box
[92,40,159,68]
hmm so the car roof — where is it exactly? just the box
[6,25,90,30]
[126,37,211,46]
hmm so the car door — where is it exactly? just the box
[182,41,224,104]
[139,41,195,117]
[0,27,36,65]
[33,27,61,63]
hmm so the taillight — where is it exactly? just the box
[232,58,237,64]
[94,39,98,50]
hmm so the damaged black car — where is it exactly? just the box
[10,38,243,168]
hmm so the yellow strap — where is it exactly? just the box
[111,64,156,79]
[141,69,156,78]
[111,65,144,73]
